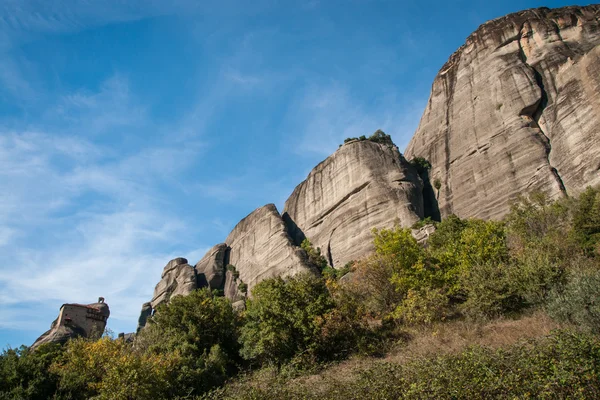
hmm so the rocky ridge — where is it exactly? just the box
[137,139,424,325]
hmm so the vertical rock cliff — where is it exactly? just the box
[284,140,423,268]
[405,5,600,220]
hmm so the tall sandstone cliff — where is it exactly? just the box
[406,4,600,220]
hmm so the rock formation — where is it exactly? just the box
[405,5,600,220]
[284,139,423,267]
[32,298,109,350]
[226,204,316,298]
[195,243,229,290]
[137,4,600,331]
[137,204,317,327]
[150,258,197,310]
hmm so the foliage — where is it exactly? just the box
[433,178,442,190]
[136,288,240,396]
[227,265,240,280]
[547,267,600,333]
[239,273,335,366]
[301,238,328,272]
[343,129,394,147]
[207,330,600,399]
[51,337,179,400]
[410,216,435,229]
[367,129,393,146]
[238,282,248,294]
[391,287,450,325]
[0,343,62,400]
[409,157,431,175]
[572,186,600,255]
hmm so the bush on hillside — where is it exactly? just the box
[547,267,600,333]
[136,288,240,396]
[51,337,179,400]
[239,273,335,367]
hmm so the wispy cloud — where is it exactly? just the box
[0,74,210,338]
[284,82,426,157]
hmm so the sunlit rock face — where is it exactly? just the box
[405,5,600,220]
[283,140,423,268]
[224,204,316,299]
[32,298,110,350]
[150,258,197,310]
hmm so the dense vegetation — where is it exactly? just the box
[343,129,394,147]
[2,187,600,399]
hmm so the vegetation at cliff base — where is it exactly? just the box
[2,187,600,399]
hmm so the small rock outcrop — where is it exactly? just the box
[283,140,423,268]
[405,5,600,220]
[32,298,109,350]
[150,258,197,310]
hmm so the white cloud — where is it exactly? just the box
[0,74,211,337]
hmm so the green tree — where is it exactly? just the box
[239,273,335,366]
[0,343,62,400]
[136,288,240,396]
[51,337,179,400]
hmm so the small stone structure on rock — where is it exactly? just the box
[31,297,110,350]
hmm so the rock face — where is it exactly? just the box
[32,298,110,350]
[405,5,600,220]
[284,140,423,267]
[150,258,197,310]
[195,243,228,290]
[226,204,316,296]
[138,205,317,326]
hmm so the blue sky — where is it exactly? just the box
[0,0,592,348]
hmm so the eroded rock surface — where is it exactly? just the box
[405,5,600,220]
[284,140,423,267]
[225,204,316,296]
[195,243,228,290]
[150,258,197,310]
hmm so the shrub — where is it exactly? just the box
[51,337,179,400]
[136,288,240,396]
[572,186,600,255]
[238,282,248,294]
[392,287,450,325]
[206,330,600,399]
[239,273,335,366]
[301,238,328,272]
[547,267,600,333]
[409,157,431,174]
[368,129,394,146]
[458,261,525,319]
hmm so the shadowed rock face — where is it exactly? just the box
[405,5,600,220]
[195,243,228,290]
[283,140,423,268]
[225,204,316,298]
